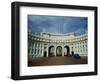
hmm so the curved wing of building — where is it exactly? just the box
[28,31,88,57]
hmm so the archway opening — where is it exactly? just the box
[64,46,70,56]
[44,52,47,57]
[56,46,62,56]
[48,46,55,57]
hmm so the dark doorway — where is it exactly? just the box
[48,46,55,57]
[71,51,74,56]
[64,46,70,56]
[56,46,62,56]
[44,51,47,57]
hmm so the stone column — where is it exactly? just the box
[42,43,44,56]
[32,42,34,55]
[40,43,42,55]
[62,46,64,56]
[39,43,41,55]
[34,42,36,55]
[34,41,36,55]
[55,45,56,56]
[36,42,39,56]
[70,45,72,55]
[29,41,33,55]
[47,45,48,57]
[35,42,37,57]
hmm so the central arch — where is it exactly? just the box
[64,46,70,56]
[48,46,55,57]
[56,46,62,56]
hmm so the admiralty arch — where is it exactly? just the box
[28,31,87,58]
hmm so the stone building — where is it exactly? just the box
[28,31,88,58]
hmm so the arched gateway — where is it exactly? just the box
[48,45,70,57]
[48,46,55,57]
[64,46,70,56]
[56,46,62,56]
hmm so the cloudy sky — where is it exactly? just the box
[28,15,87,35]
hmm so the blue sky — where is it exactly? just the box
[28,15,87,35]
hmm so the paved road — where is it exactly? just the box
[28,56,87,66]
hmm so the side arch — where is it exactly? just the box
[64,46,70,56]
[48,46,55,57]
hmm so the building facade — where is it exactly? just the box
[28,31,88,58]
